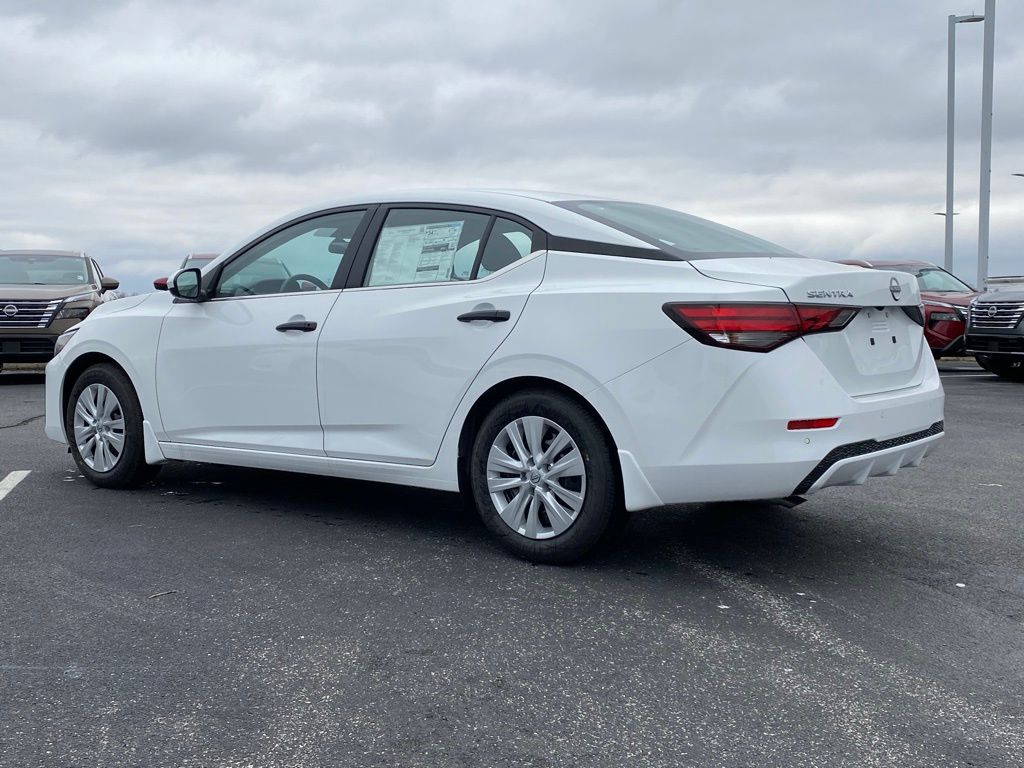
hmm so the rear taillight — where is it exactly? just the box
[663,303,859,352]
[902,305,925,326]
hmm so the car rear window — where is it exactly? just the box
[557,200,798,258]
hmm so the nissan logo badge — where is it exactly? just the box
[987,305,997,318]
[889,277,902,302]
[2,304,17,317]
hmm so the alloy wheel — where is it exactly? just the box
[73,383,126,473]
[486,416,587,540]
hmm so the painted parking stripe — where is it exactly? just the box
[0,471,31,502]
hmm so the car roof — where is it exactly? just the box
[213,189,657,265]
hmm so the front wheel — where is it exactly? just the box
[469,390,623,564]
[65,363,161,488]
[974,354,1024,381]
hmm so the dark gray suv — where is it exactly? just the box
[966,290,1024,381]
[0,250,119,371]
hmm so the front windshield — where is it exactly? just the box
[913,267,973,293]
[0,253,91,285]
[559,200,798,257]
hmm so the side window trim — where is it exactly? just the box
[346,203,548,289]
[205,204,376,299]
[468,216,497,281]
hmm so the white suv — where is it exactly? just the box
[45,190,944,562]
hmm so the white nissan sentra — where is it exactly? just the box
[45,190,944,562]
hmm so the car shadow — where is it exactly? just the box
[141,461,886,585]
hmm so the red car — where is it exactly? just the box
[153,253,218,291]
[836,259,980,358]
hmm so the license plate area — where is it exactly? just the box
[863,308,903,351]
[802,308,924,396]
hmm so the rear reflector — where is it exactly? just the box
[788,418,839,430]
[663,303,859,352]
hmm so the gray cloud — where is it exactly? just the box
[0,0,1021,290]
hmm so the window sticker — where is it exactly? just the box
[369,220,465,286]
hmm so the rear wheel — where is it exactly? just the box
[469,390,623,564]
[974,354,1024,381]
[66,364,160,488]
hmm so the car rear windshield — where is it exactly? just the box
[0,254,91,285]
[557,200,798,258]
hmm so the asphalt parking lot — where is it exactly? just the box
[0,364,1021,767]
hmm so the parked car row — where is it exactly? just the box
[6,192,1018,560]
[837,258,1024,381]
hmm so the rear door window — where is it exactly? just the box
[365,209,490,287]
[477,218,534,278]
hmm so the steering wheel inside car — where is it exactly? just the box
[280,273,330,292]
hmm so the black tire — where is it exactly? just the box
[65,363,161,488]
[468,389,624,564]
[974,354,1024,381]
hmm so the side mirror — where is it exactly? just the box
[169,268,203,301]
[100,276,120,293]
[153,276,169,291]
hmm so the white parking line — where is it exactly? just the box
[0,471,31,502]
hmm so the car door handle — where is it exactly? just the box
[275,320,318,332]
[457,310,511,323]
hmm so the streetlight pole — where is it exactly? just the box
[943,12,984,273]
[977,0,996,291]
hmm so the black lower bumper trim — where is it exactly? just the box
[0,337,56,363]
[966,334,1024,355]
[792,421,944,496]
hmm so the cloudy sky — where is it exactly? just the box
[1,0,1022,291]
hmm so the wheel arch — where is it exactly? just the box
[455,376,623,498]
[61,352,134,425]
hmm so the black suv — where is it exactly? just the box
[965,290,1024,381]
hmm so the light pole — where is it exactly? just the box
[942,12,984,273]
[977,0,996,291]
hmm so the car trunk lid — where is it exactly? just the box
[692,257,927,396]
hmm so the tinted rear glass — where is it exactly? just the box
[558,200,797,258]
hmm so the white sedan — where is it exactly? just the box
[45,190,944,562]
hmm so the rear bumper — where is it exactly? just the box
[591,338,945,510]
[792,421,943,494]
